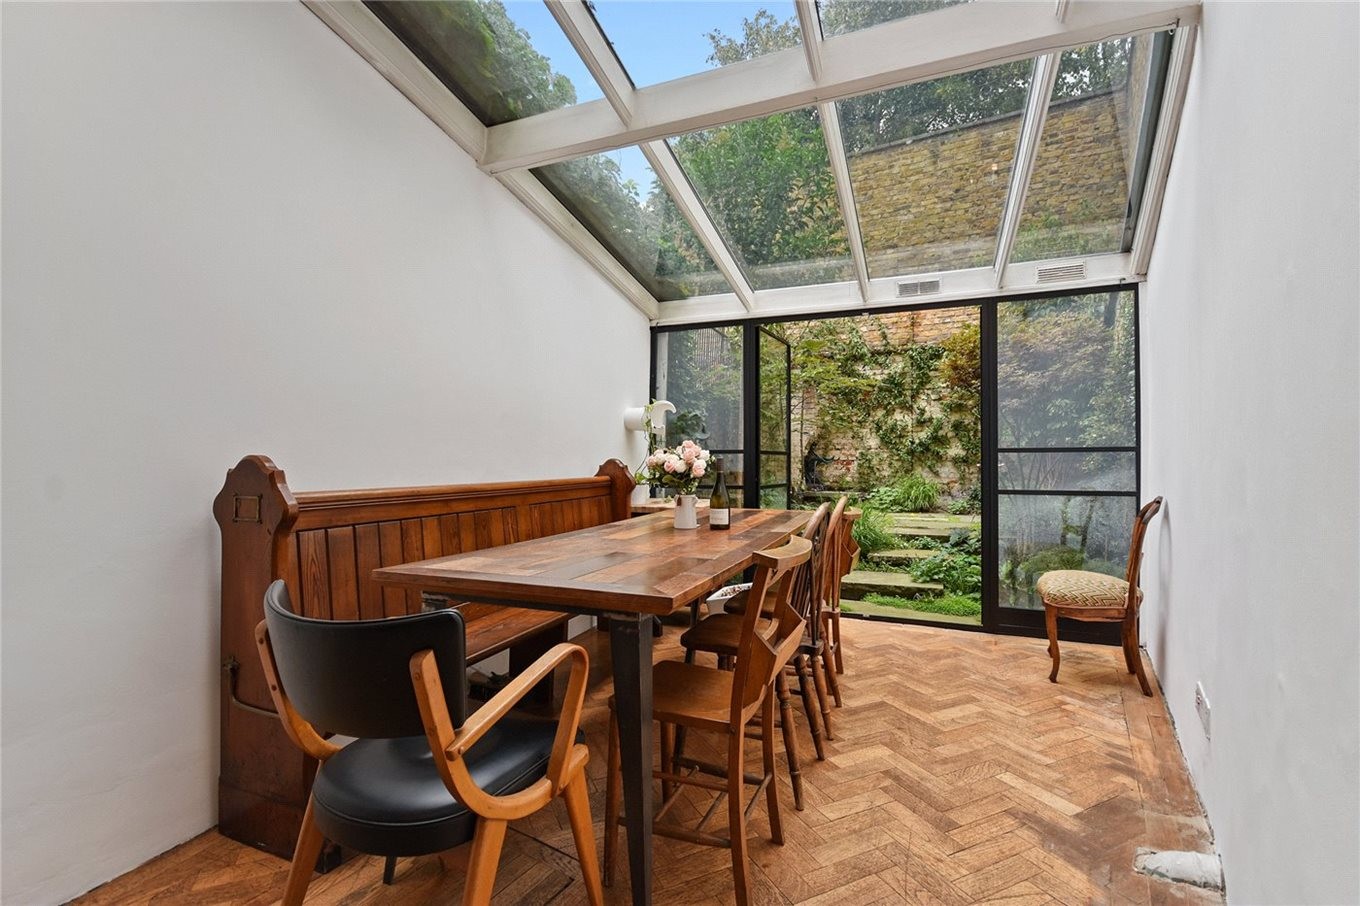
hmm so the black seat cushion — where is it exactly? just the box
[311,712,573,856]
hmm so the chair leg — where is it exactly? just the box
[1045,605,1060,684]
[811,653,834,741]
[1121,618,1138,675]
[382,855,397,886]
[282,795,324,906]
[603,709,621,888]
[774,672,804,810]
[761,692,783,845]
[727,732,751,906]
[563,772,605,906]
[1127,617,1153,697]
[821,644,843,708]
[794,655,825,760]
[462,819,507,906]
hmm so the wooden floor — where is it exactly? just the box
[75,619,1220,905]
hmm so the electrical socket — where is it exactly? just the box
[1194,682,1211,739]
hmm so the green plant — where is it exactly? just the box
[850,507,898,554]
[863,593,982,618]
[866,474,941,513]
[947,485,982,515]
[909,548,982,597]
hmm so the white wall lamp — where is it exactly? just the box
[623,399,675,435]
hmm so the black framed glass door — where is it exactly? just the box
[753,326,792,508]
[652,325,746,503]
[983,288,1139,641]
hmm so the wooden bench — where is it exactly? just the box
[214,455,634,864]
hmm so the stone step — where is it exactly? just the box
[887,513,980,541]
[867,548,936,565]
[839,570,944,601]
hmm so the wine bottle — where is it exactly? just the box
[709,457,731,530]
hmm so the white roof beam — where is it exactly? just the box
[481,0,1201,174]
[1132,24,1198,276]
[992,52,1061,287]
[305,0,487,160]
[1054,0,1071,23]
[640,142,756,311]
[818,102,871,304]
[795,0,824,82]
[544,0,635,124]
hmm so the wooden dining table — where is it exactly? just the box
[373,507,809,905]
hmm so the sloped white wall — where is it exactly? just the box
[1139,2,1360,902]
[0,3,648,902]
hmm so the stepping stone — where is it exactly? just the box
[868,548,935,566]
[839,570,943,601]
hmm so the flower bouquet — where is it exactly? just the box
[641,440,711,528]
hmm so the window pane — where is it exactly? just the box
[671,108,854,290]
[838,60,1033,277]
[998,452,1136,492]
[591,1,800,87]
[997,291,1137,448]
[818,0,972,38]
[533,148,731,301]
[1012,33,1166,262]
[654,327,744,452]
[998,494,1135,610]
[365,1,601,125]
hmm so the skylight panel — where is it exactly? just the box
[817,0,972,38]
[1011,32,1169,264]
[589,1,801,87]
[364,1,602,126]
[533,147,732,301]
[835,58,1034,278]
[668,107,854,292]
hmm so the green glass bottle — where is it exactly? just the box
[709,456,731,530]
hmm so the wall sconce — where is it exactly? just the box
[624,400,675,435]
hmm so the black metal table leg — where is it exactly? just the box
[609,614,654,905]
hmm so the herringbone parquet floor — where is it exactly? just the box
[76,619,1220,905]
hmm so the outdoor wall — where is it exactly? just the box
[0,3,649,904]
[1139,2,1359,902]
[847,91,1133,276]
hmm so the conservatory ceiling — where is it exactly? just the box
[311,0,1200,323]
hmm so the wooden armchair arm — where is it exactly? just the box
[410,642,591,819]
[254,621,342,762]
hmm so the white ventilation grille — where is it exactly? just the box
[1036,262,1086,284]
[896,278,942,298]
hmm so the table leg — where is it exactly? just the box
[609,614,654,905]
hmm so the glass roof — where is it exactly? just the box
[363,1,1183,310]
[838,58,1033,278]
[365,0,602,125]
[817,0,973,39]
[533,147,731,301]
[590,1,800,87]
[670,106,853,291]
[1012,33,1168,263]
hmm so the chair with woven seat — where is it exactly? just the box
[1036,496,1164,696]
[679,504,829,809]
[603,536,813,906]
[255,580,603,906]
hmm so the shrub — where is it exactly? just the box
[909,549,982,597]
[851,507,898,554]
[863,593,982,617]
[866,474,941,513]
[947,485,982,515]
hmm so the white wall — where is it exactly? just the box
[0,2,649,902]
[1139,2,1359,902]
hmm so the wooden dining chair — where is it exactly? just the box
[603,536,813,906]
[821,498,856,683]
[1036,497,1164,696]
[677,504,829,809]
[255,580,603,906]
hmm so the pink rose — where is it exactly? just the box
[692,461,706,478]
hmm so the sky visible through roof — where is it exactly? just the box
[506,1,791,190]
